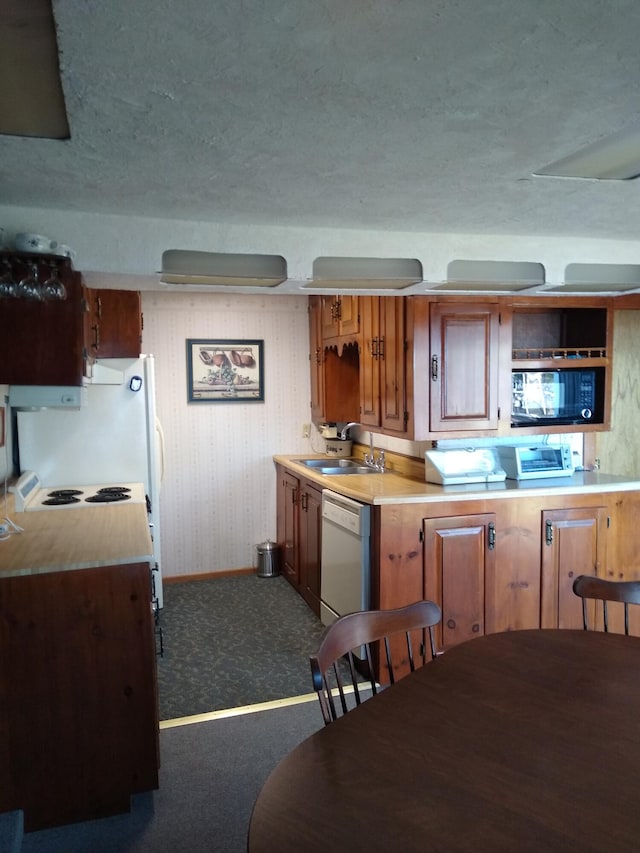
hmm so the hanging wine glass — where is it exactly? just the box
[42,263,66,301]
[17,262,43,300]
[0,259,17,298]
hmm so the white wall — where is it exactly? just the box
[141,292,313,577]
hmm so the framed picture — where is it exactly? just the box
[186,339,265,403]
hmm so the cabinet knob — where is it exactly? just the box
[431,354,438,381]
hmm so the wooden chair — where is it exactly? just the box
[572,574,640,635]
[310,600,442,725]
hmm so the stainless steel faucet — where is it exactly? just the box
[339,422,386,471]
[364,431,386,471]
[339,422,360,440]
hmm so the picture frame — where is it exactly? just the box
[186,339,265,403]
[0,405,4,447]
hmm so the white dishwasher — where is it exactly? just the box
[320,489,371,628]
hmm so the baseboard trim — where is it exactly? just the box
[163,567,255,584]
[160,692,320,729]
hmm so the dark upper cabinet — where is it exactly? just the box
[0,253,88,386]
[86,288,142,359]
[0,252,143,385]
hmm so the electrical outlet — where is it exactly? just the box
[302,423,311,438]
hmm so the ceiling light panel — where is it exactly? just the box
[534,124,640,180]
[160,250,287,286]
[431,259,545,292]
[307,256,423,290]
[544,262,640,293]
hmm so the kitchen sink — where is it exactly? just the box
[298,458,382,475]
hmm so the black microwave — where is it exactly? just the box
[511,368,604,427]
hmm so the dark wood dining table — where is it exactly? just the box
[248,629,640,852]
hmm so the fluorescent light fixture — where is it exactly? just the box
[428,259,545,292]
[160,250,287,286]
[306,257,422,290]
[534,124,640,180]
[544,263,640,293]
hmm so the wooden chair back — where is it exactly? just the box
[572,574,640,635]
[310,600,442,725]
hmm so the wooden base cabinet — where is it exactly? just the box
[276,465,322,617]
[299,482,322,617]
[0,562,159,831]
[423,514,495,652]
[372,488,640,676]
[540,506,607,630]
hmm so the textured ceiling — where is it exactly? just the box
[2,0,640,240]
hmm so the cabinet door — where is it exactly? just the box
[320,295,359,339]
[359,296,381,427]
[87,289,142,358]
[423,513,496,652]
[308,296,325,423]
[541,507,607,629]
[379,296,407,433]
[278,470,300,586]
[339,296,360,337]
[429,303,500,431]
[299,482,322,617]
[0,258,87,385]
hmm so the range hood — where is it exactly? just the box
[159,250,287,287]
[9,385,86,410]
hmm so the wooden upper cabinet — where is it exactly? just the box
[0,254,87,385]
[308,296,325,423]
[359,296,381,427]
[86,289,142,359]
[360,296,407,434]
[321,295,359,339]
[429,302,500,432]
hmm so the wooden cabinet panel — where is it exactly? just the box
[86,289,142,358]
[308,296,325,422]
[423,513,495,652]
[283,472,300,585]
[321,295,359,339]
[359,296,381,427]
[0,255,87,385]
[380,297,407,432]
[429,302,500,431]
[359,296,407,434]
[299,482,322,617]
[540,506,607,629]
[276,466,322,610]
[0,562,158,830]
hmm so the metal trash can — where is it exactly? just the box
[256,539,281,578]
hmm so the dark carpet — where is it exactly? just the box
[157,574,326,720]
[21,698,324,853]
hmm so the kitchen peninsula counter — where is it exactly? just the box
[274,454,640,504]
[0,493,153,577]
[0,493,159,832]
[276,452,640,679]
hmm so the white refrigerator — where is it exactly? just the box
[15,355,165,606]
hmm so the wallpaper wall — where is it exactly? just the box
[141,292,313,579]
